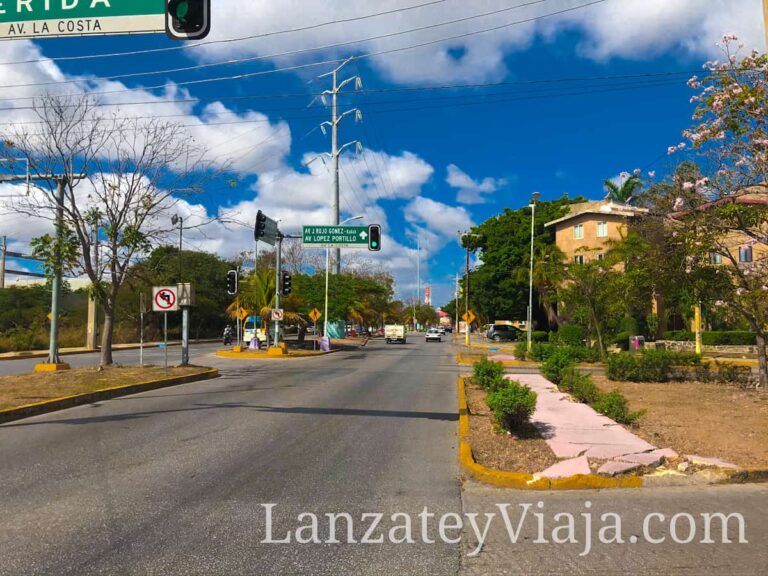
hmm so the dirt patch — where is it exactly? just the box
[0,365,209,411]
[465,379,559,473]
[592,375,768,469]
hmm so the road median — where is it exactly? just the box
[0,366,219,424]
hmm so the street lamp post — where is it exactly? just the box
[324,215,364,338]
[527,192,540,352]
[171,214,189,366]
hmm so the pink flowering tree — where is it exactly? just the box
[673,37,768,388]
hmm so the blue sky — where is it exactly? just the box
[0,0,764,304]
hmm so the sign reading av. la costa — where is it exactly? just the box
[0,0,164,40]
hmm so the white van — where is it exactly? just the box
[384,325,407,344]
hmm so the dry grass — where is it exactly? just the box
[0,365,208,411]
[465,379,559,473]
[593,375,768,469]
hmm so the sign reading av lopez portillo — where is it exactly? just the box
[0,0,164,40]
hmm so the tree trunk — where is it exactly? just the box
[590,305,605,360]
[756,332,767,390]
[99,307,115,367]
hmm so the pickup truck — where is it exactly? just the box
[384,324,407,344]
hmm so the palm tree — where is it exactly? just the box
[516,244,567,328]
[226,269,304,333]
[604,174,643,204]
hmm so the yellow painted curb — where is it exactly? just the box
[215,349,328,359]
[34,363,71,372]
[457,376,644,491]
[0,367,219,425]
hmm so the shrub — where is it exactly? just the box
[702,331,757,346]
[532,330,549,343]
[528,342,554,362]
[559,368,600,403]
[473,357,506,391]
[541,347,580,384]
[646,314,660,339]
[514,341,528,360]
[619,316,639,336]
[486,380,537,431]
[551,325,584,346]
[593,390,645,425]
[607,350,702,382]
[663,330,694,342]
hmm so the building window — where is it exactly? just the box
[574,255,584,265]
[596,253,604,261]
[573,224,584,240]
[710,253,722,265]
[597,221,608,238]
[739,246,753,263]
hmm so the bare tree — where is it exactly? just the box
[1,95,217,366]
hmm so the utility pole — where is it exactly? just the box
[317,58,362,275]
[274,234,283,348]
[0,172,84,369]
[764,0,768,50]
[0,235,6,289]
[417,236,421,306]
[85,222,99,349]
[465,237,471,348]
[527,192,540,352]
[455,273,460,335]
[172,214,189,366]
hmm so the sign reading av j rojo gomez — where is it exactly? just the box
[302,225,371,250]
[0,0,164,40]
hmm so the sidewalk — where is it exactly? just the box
[0,339,218,362]
[509,374,677,478]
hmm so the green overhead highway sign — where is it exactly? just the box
[303,225,373,250]
[0,0,165,40]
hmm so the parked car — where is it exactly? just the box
[437,326,446,335]
[425,328,442,342]
[485,324,523,342]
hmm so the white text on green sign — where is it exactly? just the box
[0,0,164,40]
[302,226,369,249]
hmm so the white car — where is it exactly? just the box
[425,328,442,342]
[437,326,446,335]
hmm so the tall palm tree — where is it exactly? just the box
[604,174,643,204]
[226,269,304,330]
[516,244,568,328]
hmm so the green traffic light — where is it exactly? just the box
[372,241,378,248]
[175,0,189,21]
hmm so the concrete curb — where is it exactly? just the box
[457,376,768,490]
[215,349,337,359]
[0,340,220,362]
[0,367,219,425]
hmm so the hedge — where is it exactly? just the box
[606,350,702,383]
[663,331,756,346]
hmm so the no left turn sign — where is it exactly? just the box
[153,286,179,312]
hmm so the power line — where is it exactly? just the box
[0,0,569,91]
[0,0,611,101]
[0,68,698,112]
[0,0,450,67]
[2,75,687,129]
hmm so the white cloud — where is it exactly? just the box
[404,196,473,239]
[446,163,505,204]
[191,0,763,85]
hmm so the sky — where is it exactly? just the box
[0,0,765,305]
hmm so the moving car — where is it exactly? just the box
[437,326,446,335]
[425,328,442,342]
[385,324,407,344]
[485,324,523,342]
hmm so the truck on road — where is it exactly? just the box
[384,324,407,344]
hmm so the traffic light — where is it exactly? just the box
[226,270,238,295]
[255,210,267,240]
[281,271,292,296]
[166,0,210,40]
[368,224,382,252]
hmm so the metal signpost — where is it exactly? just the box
[152,286,178,375]
[302,225,371,249]
[0,0,165,40]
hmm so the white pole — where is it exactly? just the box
[324,247,330,337]
[139,292,144,367]
[527,197,537,352]
[163,312,168,376]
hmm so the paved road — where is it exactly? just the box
[0,338,461,575]
[2,338,767,575]
[0,342,223,377]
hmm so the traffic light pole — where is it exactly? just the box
[274,235,283,348]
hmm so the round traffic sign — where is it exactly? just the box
[154,288,177,310]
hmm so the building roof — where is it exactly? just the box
[544,200,649,228]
